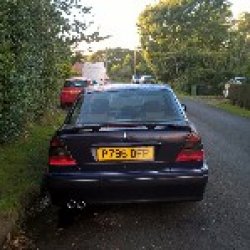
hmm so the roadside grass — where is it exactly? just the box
[187,95,250,118]
[0,109,65,218]
[216,101,250,118]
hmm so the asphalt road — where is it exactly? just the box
[24,98,250,250]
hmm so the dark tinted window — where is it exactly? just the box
[64,80,88,88]
[68,88,185,125]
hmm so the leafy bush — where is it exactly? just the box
[0,76,62,142]
[0,0,101,143]
[228,84,250,109]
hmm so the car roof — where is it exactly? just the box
[86,83,171,93]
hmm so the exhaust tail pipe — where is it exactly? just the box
[67,200,77,209]
[66,200,86,209]
[77,201,86,209]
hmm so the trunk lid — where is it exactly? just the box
[57,124,192,172]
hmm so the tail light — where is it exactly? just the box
[69,90,81,94]
[49,136,77,166]
[176,133,204,162]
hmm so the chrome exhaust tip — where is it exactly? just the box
[76,201,86,209]
[67,200,77,209]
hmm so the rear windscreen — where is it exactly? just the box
[68,88,185,125]
[64,80,88,88]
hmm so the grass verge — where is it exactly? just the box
[0,109,65,218]
[188,96,250,118]
[216,101,250,118]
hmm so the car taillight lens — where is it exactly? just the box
[176,133,204,162]
[69,90,80,94]
[49,155,77,166]
[176,149,204,162]
[49,136,77,166]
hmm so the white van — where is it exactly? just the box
[82,62,109,85]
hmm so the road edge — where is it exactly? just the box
[182,96,250,119]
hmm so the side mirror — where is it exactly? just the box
[181,104,187,112]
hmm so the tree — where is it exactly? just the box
[0,0,103,142]
[228,12,250,77]
[71,52,86,64]
[138,0,233,91]
[88,47,152,81]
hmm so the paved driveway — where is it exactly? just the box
[25,98,250,250]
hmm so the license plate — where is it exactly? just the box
[96,147,154,162]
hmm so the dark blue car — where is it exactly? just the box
[44,84,208,209]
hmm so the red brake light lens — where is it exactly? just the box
[49,137,77,167]
[176,150,204,162]
[49,155,77,166]
[176,133,204,163]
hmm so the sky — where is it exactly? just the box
[79,0,250,52]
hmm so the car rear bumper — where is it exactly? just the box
[44,166,208,206]
[60,97,75,106]
[60,93,79,106]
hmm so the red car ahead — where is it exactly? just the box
[60,77,91,108]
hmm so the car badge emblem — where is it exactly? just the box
[124,132,127,139]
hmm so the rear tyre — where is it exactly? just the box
[57,206,78,227]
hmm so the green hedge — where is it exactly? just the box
[0,0,74,143]
[228,84,250,110]
[0,76,63,143]
[0,0,101,143]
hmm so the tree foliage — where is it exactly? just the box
[138,0,249,92]
[228,12,250,77]
[0,0,101,143]
[88,47,152,81]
